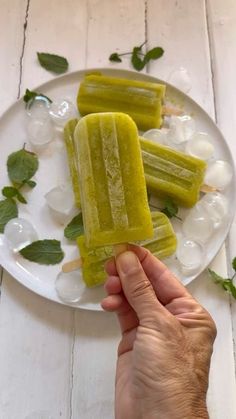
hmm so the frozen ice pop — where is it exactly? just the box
[77,74,166,131]
[63,118,81,207]
[140,137,206,207]
[77,211,177,287]
[74,112,153,247]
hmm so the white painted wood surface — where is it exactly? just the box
[0,1,236,418]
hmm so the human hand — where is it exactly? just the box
[101,246,216,419]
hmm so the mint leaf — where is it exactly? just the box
[232,257,236,272]
[144,47,164,64]
[109,53,122,63]
[16,190,27,204]
[7,148,39,185]
[37,52,69,74]
[0,199,18,233]
[25,180,37,188]
[131,46,145,71]
[208,268,224,284]
[161,198,181,220]
[64,213,84,240]
[23,88,52,106]
[2,186,18,198]
[20,240,64,265]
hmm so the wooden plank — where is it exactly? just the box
[206,0,236,391]
[20,0,88,93]
[71,1,146,418]
[0,0,27,115]
[0,1,87,418]
[0,273,74,418]
[148,1,236,418]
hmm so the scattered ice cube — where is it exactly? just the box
[142,128,169,145]
[185,132,214,160]
[27,117,54,149]
[167,115,195,145]
[167,67,192,93]
[200,192,229,228]
[182,206,214,243]
[204,160,233,190]
[55,270,85,303]
[4,218,38,252]
[26,95,51,120]
[45,184,75,224]
[176,238,203,272]
[49,98,78,127]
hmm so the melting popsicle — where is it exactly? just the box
[63,118,80,207]
[140,137,206,207]
[77,211,177,287]
[74,112,153,247]
[77,74,166,131]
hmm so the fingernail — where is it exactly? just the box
[117,251,139,274]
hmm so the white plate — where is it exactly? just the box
[0,68,235,311]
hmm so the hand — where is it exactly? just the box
[101,246,216,419]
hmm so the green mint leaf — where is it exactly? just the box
[109,53,122,63]
[2,186,18,198]
[208,268,224,284]
[23,89,52,108]
[161,198,179,219]
[23,89,37,104]
[7,148,39,185]
[20,239,64,265]
[16,190,27,204]
[131,46,145,71]
[37,52,69,74]
[0,199,18,233]
[25,180,37,188]
[232,257,236,272]
[226,281,236,299]
[144,47,164,64]
[64,213,84,240]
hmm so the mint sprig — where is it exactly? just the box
[20,240,64,265]
[161,198,181,220]
[208,257,236,299]
[23,88,52,107]
[37,52,69,74]
[7,147,39,186]
[109,42,164,71]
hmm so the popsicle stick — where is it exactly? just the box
[114,244,128,257]
[62,258,82,273]
[162,105,183,116]
[200,184,218,193]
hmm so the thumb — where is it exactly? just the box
[116,251,167,325]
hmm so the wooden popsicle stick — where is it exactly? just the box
[62,258,82,273]
[162,105,183,116]
[200,184,218,193]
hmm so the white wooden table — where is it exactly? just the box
[0,1,236,418]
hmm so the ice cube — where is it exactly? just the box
[168,115,195,145]
[26,95,51,120]
[200,192,228,228]
[49,98,78,127]
[4,218,38,252]
[55,270,85,303]
[142,128,169,145]
[185,132,214,160]
[176,238,203,271]
[204,160,233,190]
[27,117,54,149]
[45,184,75,224]
[168,67,192,93]
[182,206,214,243]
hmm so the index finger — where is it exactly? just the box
[129,245,190,305]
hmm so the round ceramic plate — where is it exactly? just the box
[0,68,235,310]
